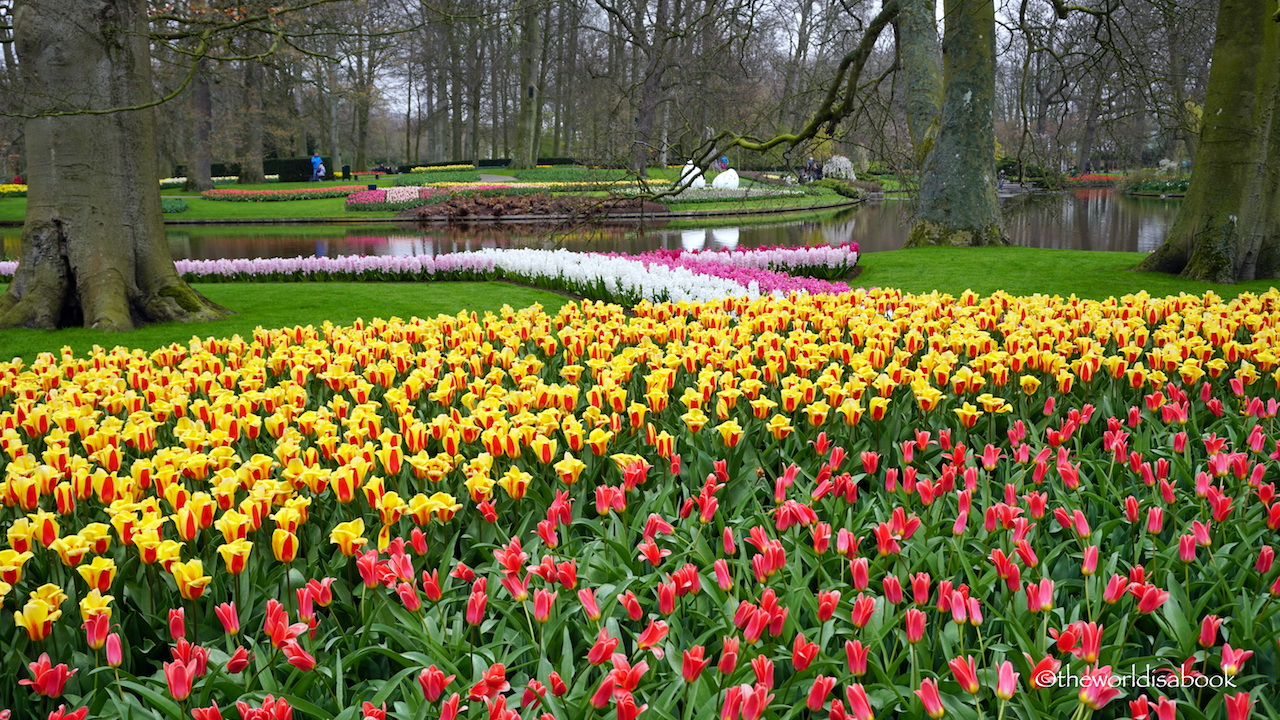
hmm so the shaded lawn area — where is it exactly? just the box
[0,282,567,362]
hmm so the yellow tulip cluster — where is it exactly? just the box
[1,288,1279,640]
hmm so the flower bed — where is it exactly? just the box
[0,288,1275,720]
[0,184,27,198]
[344,186,524,212]
[410,164,478,173]
[635,187,806,203]
[638,243,859,280]
[159,176,261,190]
[1065,174,1124,186]
[200,186,366,202]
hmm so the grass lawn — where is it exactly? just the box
[856,246,1279,299]
[0,282,567,362]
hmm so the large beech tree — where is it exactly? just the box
[903,0,1005,247]
[0,0,228,330]
[1136,0,1279,282]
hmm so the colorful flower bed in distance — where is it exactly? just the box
[201,186,366,202]
[0,287,1278,720]
[0,245,859,305]
[344,186,519,212]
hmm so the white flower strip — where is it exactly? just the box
[477,248,757,303]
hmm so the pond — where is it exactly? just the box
[0,190,1179,261]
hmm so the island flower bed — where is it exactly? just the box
[0,288,1276,720]
[344,185,522,212]
[200,186,366,202]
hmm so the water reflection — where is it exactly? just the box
[0,190,1181,262]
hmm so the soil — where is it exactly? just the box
[398,193,669,221]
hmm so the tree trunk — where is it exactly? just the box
[0,0,228,330]
[897,0,942,166]
[512,0,542,169]
[185,60,214,192]
[239,60,266,184]
[905,0,1006,247]
[1136,0,1279,282]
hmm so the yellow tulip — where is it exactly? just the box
[329,518,369,556]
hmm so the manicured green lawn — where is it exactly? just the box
[0,282,567,362]
[856,246,1279,299]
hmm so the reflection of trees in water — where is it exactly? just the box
[999,190,1180,253]
[150,191,1183,260]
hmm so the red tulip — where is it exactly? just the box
[915,678,944,718]
[214,602,240,635]
[1198,615,1222,647]
[105,634,123,668]
[191,704,224,720]
[682,646,710,682]
[905,608,927,643]
[588,628,619,665]
[636,619,669,657]
[1221,644,1254,676]
[741,683,775,720]
[466,588,488,625]
[817,590,840,621]
[281,640,316,671]
[807,675,836,711]
[439,693,464,720]
[549,671,567,696]
[845,640,868,676]
[84,614,109,651]
[225,646,251,674]
[533,589,557,622]
[1077,667,1122,709]
[418,665,455,702]
[844,683,873,720]
[791,634,819,672]
[1225,692,1254,720]
[589,674,615,709]
[578,588,602,621]
[719,636,740,674]
[1027,654,1061,688]
[20,653,76,697]
[163,659,197,701]
[750,655,774,689]
[948,655,979,694]
[995,660,1018,699]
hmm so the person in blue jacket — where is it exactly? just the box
[310,152,323,182]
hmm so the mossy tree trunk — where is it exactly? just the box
[1136,0,1279,283]
[185,60,214,193]
[0,0,229,331]
[904,0,1006,247]
[898,0,942,167]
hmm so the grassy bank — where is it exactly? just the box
[0,282,567,362]
[855,246,1277,299]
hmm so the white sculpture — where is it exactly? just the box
[711,168,740,189]
[681,230,707,251]
[710,227,740,249]
[679,161,706,188]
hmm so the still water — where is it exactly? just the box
[1,190,1179,261]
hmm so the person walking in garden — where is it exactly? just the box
[998,169,1006,190]
[310,152,323,182]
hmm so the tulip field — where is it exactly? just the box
[1,278,1279,720]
